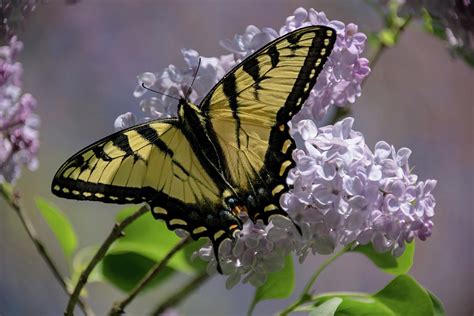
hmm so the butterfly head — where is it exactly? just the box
[178,97,203,123]
[226,196,249,222]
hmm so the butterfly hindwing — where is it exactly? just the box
[200,26,336,222]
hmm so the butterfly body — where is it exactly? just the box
[52,26,336,272]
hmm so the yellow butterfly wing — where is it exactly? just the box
[52,120,228,239]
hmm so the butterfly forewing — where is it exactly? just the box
[52,120,227,237]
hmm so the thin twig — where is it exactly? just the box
[108,235,192,316]
[65,205,149,316]
[152,271,210,316]
[370,16,413,70]
[327,107,352,125]
[0,183,93,315]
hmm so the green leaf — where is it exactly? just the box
[35,197,78,259]
[367,32,382,49]
[309,297,343,316]
[110,206,202,272]
[352,242,415,275]
[428,291,446,316]
[374,275,434,316]
[102,252,174,292]
[314,293,391,315]
[311,275,436,316]
[421,9,446,40]
[378,29,397,47]
[99,206,206,292]
[248,255,294,315]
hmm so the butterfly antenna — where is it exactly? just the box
[141,83,181,101]
[185,57,201,100]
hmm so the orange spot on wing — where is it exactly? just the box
[229,224,239,231]
[232,205,248,216]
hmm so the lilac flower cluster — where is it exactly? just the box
[283,118,436,257]
[0,36,39,183]
[124,7,436,286]
[198,118,436,287]
[195,215,302,288]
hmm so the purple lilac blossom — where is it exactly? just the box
[197,118,436,287]
[0,36,39,183]
[284,118,436,256]
[125,7,436,285]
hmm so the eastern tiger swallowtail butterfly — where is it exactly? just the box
[51,25,336,273]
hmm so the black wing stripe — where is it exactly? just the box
[242,56,261,83]
[179,101,234,191]
[267,45,280,68]
[111,133,135,157]
[92,145,112,161]
[280,31,333,120]
[268,32,332,166]
[222,73,242,149]
[136,125,216,193]
[136,124,175,157]
[135,124,201,187]
[242,57,262,101]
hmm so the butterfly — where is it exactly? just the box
[51,25,336,273]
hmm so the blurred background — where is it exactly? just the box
[0,1,472,315]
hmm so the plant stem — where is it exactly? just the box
[65,205,149,316]
[151,271,210,315]
[370,16,413,71]
[0,183,93,315]
[327,107,352,125]
[279,245,350,316]
[108,235,192,316]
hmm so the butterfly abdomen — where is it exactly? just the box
[177,99,236,191]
